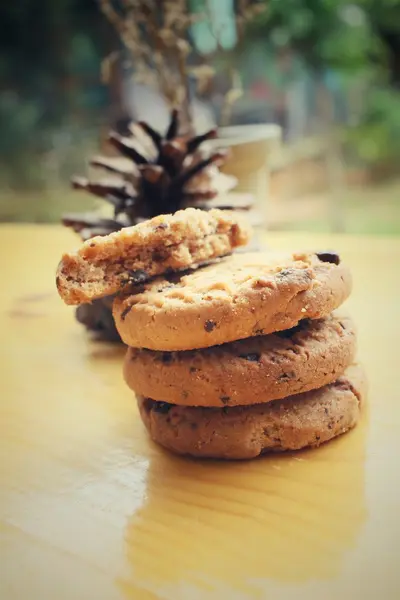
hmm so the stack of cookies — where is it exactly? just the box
[57,208,365,460]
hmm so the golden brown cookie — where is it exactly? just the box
[124,314,356,406]
[137,364,366,460]
[56,208,251,305]
[114,250,351,350]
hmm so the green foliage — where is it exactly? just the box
[249,0,400,163]
[0,0,399,201]
[0,91,99,192]
[0,0,111,193]
[251,0,385,71]
[0,94,47,190]
[346,87,400,164]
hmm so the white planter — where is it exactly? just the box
[209,124,282,227]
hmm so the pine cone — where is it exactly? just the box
[62,109,253,341]
[75,296,120,342]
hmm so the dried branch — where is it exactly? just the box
[98,0,264,130]
[221,68,244,126]
[99,0,125,32]
[101,50,120,84]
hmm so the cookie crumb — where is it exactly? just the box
[252,277,275,289]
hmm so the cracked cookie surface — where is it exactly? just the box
[56,208,251,305]
[114,251,352,350]
[137,364,366,459]
[124,314,356,406]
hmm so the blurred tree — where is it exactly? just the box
[249,0,399,76]
[0,0,120,190]
[248,0,400,163]
[0,0,398,193]
[0,0,115,118]
[98,0,264,133]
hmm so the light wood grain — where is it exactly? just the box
[1,225,399,600]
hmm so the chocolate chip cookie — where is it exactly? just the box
[137,364,366,459]
[124,314,356,406]
[56,208,251,305]
[114,250,352,350]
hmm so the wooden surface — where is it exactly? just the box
[1,225,399,600]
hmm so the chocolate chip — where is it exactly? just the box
[182,390,188,399]
[240,353,260,362]
[164,265,198,284]
[189,366,198,373]
[278,371,295,381]
[276,268,295,278]
[204,319,216,332]
[120,275,146,292]
[152,249,168,262]
[152,401,172,414]
[120,305,132,320]
[220,396,230,404]
[333,380,352,392]
[155,223,168,231]
[253,328,264,336]
[128,269,149,284]
[161,352,173,363]
[316,251,340,265]
[191,422,198,430]
[55,276,60,288]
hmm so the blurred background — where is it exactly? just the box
[1,0,399,233]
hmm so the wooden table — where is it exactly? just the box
[1,225,399,600]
